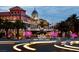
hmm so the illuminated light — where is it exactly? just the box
[23,43,36,51]
[13,43,35,51]
[70,43,73,45]
[13,41,57,51]
[70,41,74,45]
[13,43,25,51]
[70,41,79,45]
[54,44,79,51]
[64,44,79,49]
[75,41,79,44]
[61,41,66,45]
[23,41,56,51]
[61,43,64,45]
[31,41,56,44]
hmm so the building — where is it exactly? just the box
[31,8,49,29]
[0,6,49,39]
[31,8,38,19]
[0,6,49,29]
[0,6,31,23]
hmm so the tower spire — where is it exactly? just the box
[31,8,38,19]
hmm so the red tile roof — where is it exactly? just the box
[9,6,26,11]
[0,12,10,16]
[0,6,26,16]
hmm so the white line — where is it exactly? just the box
[23,41,55,51]
[54,44,79,52]
[64,45,79,49]
[23,43,36,51]
[13,43,25,51]
[31,41,56,44]
[13,41,56,51]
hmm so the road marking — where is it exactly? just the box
[54,44,79,52]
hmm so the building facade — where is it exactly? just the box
[0,6,31,23]
[0,6,49,29]
[0,6,49,39]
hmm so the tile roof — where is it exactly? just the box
[9,6,26,11]
[0,12,10,16]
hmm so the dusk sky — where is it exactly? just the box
[0,6,79,25]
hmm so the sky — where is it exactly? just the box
[0,6,79,25]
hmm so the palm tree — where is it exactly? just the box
[0,18,5,38]
[14,20,26,39]
[3,20,12,38]
[55,14,79,33]
[65,14,79,32]
[2,19,14,38]
[0,18,4,30]
[55,21,66,32]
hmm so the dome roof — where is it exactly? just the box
[32,8,38,14]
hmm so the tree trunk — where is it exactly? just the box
[5,29,8,38]
[16,29,19,39]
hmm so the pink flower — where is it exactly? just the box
[23,31,32,37]
[50,31,58,37]
[70,33,78,38]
